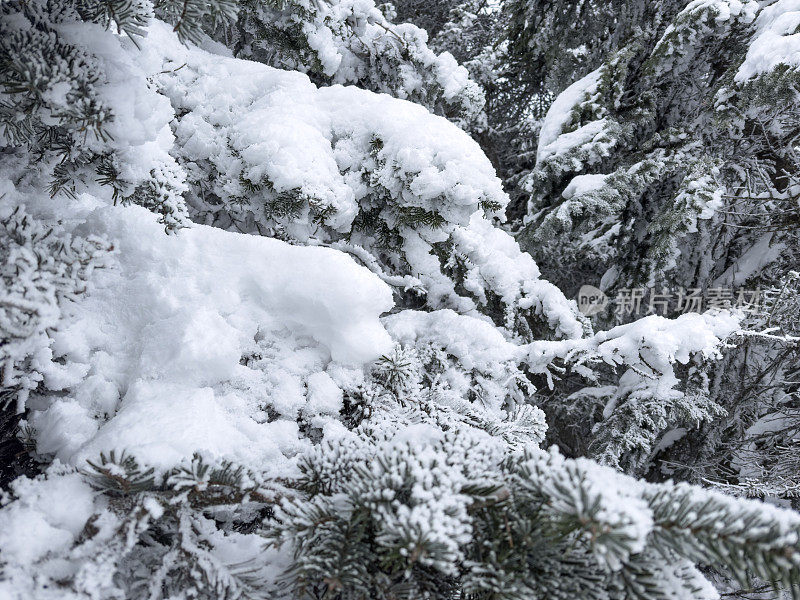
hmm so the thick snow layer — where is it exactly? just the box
[525,310,741,394]
[384,309,519,370]
[27,201,393,471]
[55,21,190,225]
[447,213,585,339]
[134,20,585,343]
[536,67,604,163]
[736,0,800,81]
[148,20,505,236]
[0,470,95,565]
[561,174,609,199]
[591,311,740,367]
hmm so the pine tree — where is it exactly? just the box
[2,1,800,599]
[270,425,800,600]
[209,0,485,123]
[0,0,196,230]
[515,0,797,302]
[501,0,800,491]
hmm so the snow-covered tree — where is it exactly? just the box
[208,0,485,123]
[518,0,798,302]
[274,430,800,600]
[389,0,542,207]
[1,0,799,598]
[504,0,800,487]
[0,0,191,229]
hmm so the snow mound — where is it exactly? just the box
[562,173,609,199]
[0,470,95,565]
[149,20,505,238]
[28,202,393,472]
[536,67,604,163]
[737,0,800,81]
[140,21,583,340]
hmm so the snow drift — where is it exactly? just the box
[28,202,393,472]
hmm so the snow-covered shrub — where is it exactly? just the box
[11,200,393,471]
[2,0,481,231]
[0,184,395,597]
[271,421,506,598]
[5,381,799,599]
[339,309,549,449]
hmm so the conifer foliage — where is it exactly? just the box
[505,0,800,507]
[1,1,800,599]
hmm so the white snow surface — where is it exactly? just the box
[448,213,585,340]
[384,309,519,370]
[28,201,392,472]
[536,67,604,163]
[561,174,609,200]
[0,469,95,565]
[737,0,800,81]
[149,20,505,236]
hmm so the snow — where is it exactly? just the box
[0,470,95,565]
[538,118,608,164]
[736,0,800,81]
[0,17,581,481]
[384,309,519,370]
[304,371,344,416]
[521,448,653,570]
[148,20,504,239]
[447,213,585,339]
[714,232,786,287]
[653,427,689,455]
[392,422,445,446]
[296,0,483,118]
[525,310,741,399]
[561,173,609,200]
[56,21,189,226]
[3,8,793,598]
[26,201,392,471]
[591,311,740,367]
[536,67,604,163]
[683,0,757,24]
